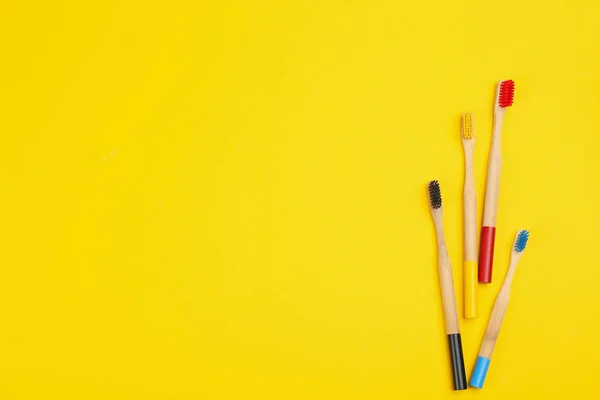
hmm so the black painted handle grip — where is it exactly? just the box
[448,334,467,390]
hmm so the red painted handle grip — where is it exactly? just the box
[478,226,496,283]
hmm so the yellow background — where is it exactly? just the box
[0,0,598,398]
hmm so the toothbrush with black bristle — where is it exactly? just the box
[470,230,530,389]
[427,180,467,391]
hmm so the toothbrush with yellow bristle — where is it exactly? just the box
[461,113,477,319]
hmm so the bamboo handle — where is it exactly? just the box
[432,212,467,390]
[433,219,460,334]
[470,285,510,389]
[482,116,503,227]
[463,144,477,318]
[479,285,510,358]
[463,151,477,261]
[479,114,504,283]
[470,256,520,389]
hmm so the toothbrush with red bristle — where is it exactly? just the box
[479,80,514,283]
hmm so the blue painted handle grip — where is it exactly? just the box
[470,356,491,389]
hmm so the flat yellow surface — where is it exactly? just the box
[0,1,598,398]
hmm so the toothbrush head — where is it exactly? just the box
[428,180,442,209]
[462,113,473,140]
[498,80,515,108]
[514,230,529,253]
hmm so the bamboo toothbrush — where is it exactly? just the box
[427,180,467,391]
[461,113,477,319]
[479,80,515,283]
[470,230,530,389]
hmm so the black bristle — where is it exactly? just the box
[428,180,442,209]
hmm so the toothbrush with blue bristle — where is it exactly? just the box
[470,230,530,389]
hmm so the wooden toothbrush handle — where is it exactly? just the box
[482,118,503,227]
[436,233,467,390]
[479,117,503,283]
[470,286,510,389]
[480,287,510,357]
[437,235,460,335]
[463,152,478,318]
[463,158,477,261]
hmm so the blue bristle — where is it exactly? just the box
[514,230,529,252]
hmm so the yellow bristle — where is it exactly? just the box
[462,113,473,139]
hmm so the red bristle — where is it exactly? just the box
[498,80,515,108]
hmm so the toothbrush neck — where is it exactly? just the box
[463,148,475,165]
[493,111,504,135]
[504,255,521,287]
